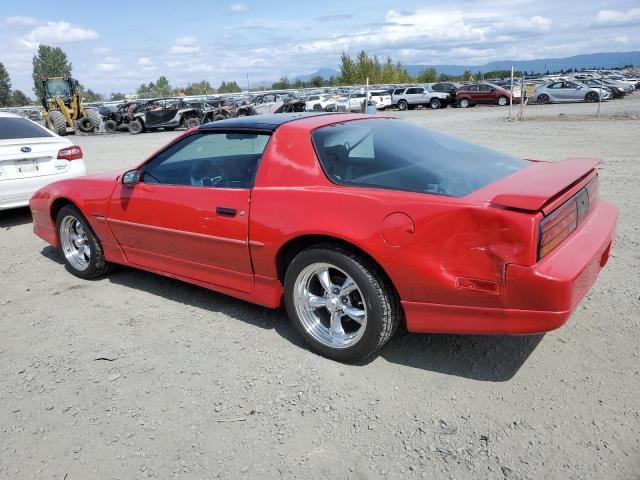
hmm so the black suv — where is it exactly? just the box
[431,83,460,99]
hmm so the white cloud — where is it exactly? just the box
[595,8,640,26]
[5,16,38,26]
[20,21,98,48]
[229,3,248,13]
[96,56,122,72]
[169,36,201,54]
[93,46,112,55]
[137,57,153,66]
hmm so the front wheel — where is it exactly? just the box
[184,117,200,129]
[585,92,599,103]
[284,245,400,362]
[430,98,441,109]
[458,98,470,108]
[537,94,550,104]
[56,205,111,279]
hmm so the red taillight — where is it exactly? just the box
[57,146,83,160]
[538,176,599,260]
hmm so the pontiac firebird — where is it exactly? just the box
[29,113,618,362]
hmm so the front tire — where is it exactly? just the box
[56,205,111,279]
[47,110,67,136]
[430,98,441,109]
[184,117,200,129]
[458,98,470,108]
[104,119,117,133]
[585,92,599,103]
[284,245,400,362]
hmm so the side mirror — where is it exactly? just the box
[122,169,140,186]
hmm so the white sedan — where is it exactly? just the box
[0,112,86,210]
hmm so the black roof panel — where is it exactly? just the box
[199,112,338,132]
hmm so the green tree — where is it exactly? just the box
[154,76,173,96]
[338,51,356,84]
[11,90,31,106]
[462,70,473,81]
[309,75,324,88]
[182,80,213,96]
[218,81,241,94]
[111,92,126,101]
[271,76,290,90]
[0,62,11,107]
[415,67,437,84]
[32,44,72,100]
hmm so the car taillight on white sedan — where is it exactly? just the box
[537,176,599,260]
[57,146,83,160]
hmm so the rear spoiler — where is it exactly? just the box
[471,157,601,213]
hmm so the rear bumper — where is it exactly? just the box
[404,201,618,335]
[0,163,86,210]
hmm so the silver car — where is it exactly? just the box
[532,81,610,104]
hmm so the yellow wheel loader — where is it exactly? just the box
[40,77,102,136]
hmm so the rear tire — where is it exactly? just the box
[497,96,508,106]
[397,100,408,111]
[284,245,401,362]
[56,205,111,280]
[128,120,143,134]
[47,110,67,136]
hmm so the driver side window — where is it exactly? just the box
[141,132,271,188]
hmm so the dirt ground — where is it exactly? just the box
[1,96,639,480]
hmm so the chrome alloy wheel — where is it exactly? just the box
[293,262,367,349]
[59,215,91,271]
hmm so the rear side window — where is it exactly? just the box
[312,119,528,198]
[0,117,52,139]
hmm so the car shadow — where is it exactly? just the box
[40,251,542,380]
[105,266,305,347]
[377,329,544,381]
[0,207,32,229]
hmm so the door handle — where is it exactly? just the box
[216,207,236,217]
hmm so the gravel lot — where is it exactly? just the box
[1,97,639,480]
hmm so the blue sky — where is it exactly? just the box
[2,0,639,95]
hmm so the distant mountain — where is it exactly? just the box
[248,51,640,88]
[404,51,640,76]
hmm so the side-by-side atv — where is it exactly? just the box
[124,98,212,134]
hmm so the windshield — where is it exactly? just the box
[312,118,529,198]
[44,79,72,98]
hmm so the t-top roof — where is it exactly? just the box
[199,112,343,132]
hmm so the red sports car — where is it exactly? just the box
[30,113,618,362]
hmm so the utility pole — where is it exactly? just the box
[509,66,514,120]
[597,71,603,118]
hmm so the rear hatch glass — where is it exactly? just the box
[0,117,53,140]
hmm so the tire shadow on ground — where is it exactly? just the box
[0,207,32,229]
